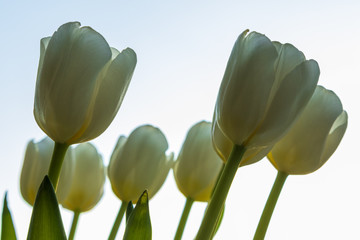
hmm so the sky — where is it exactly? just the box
[1,0,360,239]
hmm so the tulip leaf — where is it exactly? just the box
[27,176,66,240]
[1,192,17,240]
[123,191,151,240]
[126,201,133,223]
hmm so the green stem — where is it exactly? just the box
[254,171,288,240]
[108,201,128,240]
[68,211,80,240]
[174,197,194,240]
[47,142,69,190]
[195,144,246,240]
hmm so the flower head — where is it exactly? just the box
[174,121,223,202]
[62,143,105,212]
[34,22,137,144]
[108,125,173,203]
[268,86,348,174]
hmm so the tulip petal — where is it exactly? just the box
[269,42,306,102]
[35,37,51,93]
[269,86,343,174]
[216,31,278,145]
[148,153,174,199]
[272,42,305,87]
[240,145,273,167]
[34,22,112,143]
[20,140,38,205]
[320,111,348,164]
[73,48,137,143]
[108,136,127,186]
[250,59,320,147]
[212,120,233,162]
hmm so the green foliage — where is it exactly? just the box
[1,192,17,240]
[123,191,151,240]
[27,176,66,240]
[126,201,133,223]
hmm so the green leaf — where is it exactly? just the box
[27,176,66,240]
[123,191,151,240]
[1,192,17,240]
[126,201,133,223]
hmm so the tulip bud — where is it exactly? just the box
[108,125,173,203]
[214,30,320,160]
[34,22,137,144]
[20,137,73,205]
[268,86,348,174]
[61,143,105,212]
[174,121,223,202]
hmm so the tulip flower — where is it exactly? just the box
[61,143,105,212]
[34,22,137,145]
[214,31,319,150]
[107,125,173,240]
[173,121,223,240]
[61,143,105,240]
[268,85,348,175]
[254,86,347,239]
[174,121,223,202]
[197,30,320,239]
[20,137,73,206]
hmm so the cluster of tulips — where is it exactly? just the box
[1,22,347,240]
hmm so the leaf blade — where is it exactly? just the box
[123,191,151,240]
[27,176,66,240]
[1,192,17,240]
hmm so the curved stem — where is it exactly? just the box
[68,211,80,240]
[48,142,69,190]
[174,197,194,240]
[195,144,246,240]
[253,171,288,240]
[108,201,128,240]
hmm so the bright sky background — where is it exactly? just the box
[1,1,359,239]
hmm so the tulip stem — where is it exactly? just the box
[195,144,246,240]
[254,171,288,240]
[68,211,80,240]
[174,197,194,240]
[48,142,69,190]
[108,201,128,240]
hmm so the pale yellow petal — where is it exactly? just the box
[74,48,137,143]
[148,153,174,200]
[108,135,127,184]
[320,111,348,164]
[250,59,319,147]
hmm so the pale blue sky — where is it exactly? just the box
[1,1,359,239]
